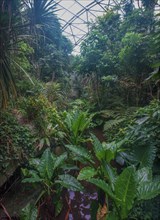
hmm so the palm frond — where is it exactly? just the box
[0,54,17,108]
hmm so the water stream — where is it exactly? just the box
[64,190,97,220]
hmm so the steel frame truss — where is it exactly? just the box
[55,0,160,52]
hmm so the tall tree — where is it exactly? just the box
[75,2,157,107]
[0,0,72,107]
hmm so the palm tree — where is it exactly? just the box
[0,0,18,107]
[0,0,58,108]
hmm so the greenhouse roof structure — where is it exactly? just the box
[56,0,160,53]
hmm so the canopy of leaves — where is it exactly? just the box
[71,6,158,109]
[0,0,73,107]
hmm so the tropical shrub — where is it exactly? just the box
[62,109,93,145]
[77,135,160,219]
[19,95,62,149]
[43,82,67,109]
[16,77,43,97]
[98,107,137,141]
[22,148,83,218]
[73,7,157,109]
[0,0,72,108]
[116,100,160,169]
[0,111,35,175]
[20,203,38,220]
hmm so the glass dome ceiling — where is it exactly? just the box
[55,0,160,53]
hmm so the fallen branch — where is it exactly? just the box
[0,203,11,220]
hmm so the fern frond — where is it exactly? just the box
[104,117,125,131]
[102,107,137,132]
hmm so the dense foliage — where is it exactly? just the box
[72,4,159,109]
[0,0,160,219]
[0,110,35,175]
[0,0,72,107]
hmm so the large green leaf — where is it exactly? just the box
[63,110,92,146]
[91,134,112,161]
[65,110,91,142]
[102,161,116,190]
[72,111,85,137]
[115,166,137,219]
[91,133,103,155]
[77,166,97,180]
[53,152,67,171]
[137,181,160,200]
[29,158,41,167]
[22,176,42,184]
[22,170,43,183]
[136,167,152,184]
[65,113,72,131]
[38,148,55,180]
[55,200,63,217]
[103,141,123,163]
[65,144,93,163]
[106,212,119,220]
[57,174,84,191]
[88,178,116,200]
[60,164,79,171]
[21,203,37,220]
[131,144,157,168]
[79,113,92,132]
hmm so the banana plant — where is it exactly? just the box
[22,148,83,217]
[76,134,160,219]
